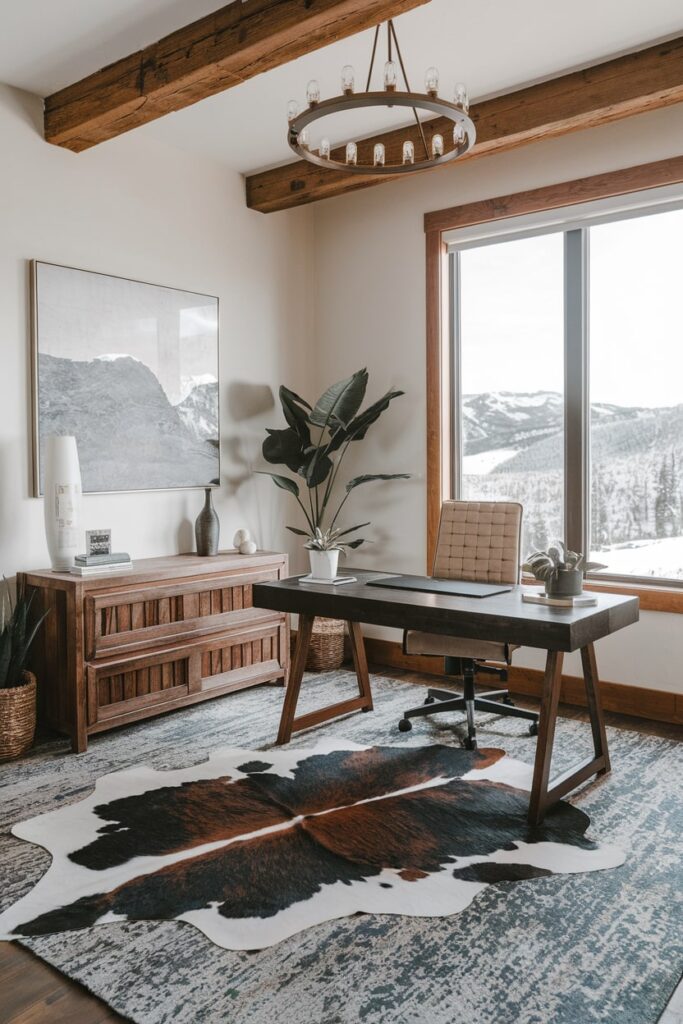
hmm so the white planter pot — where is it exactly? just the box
[43,436,82,571]
[309,549,339,581]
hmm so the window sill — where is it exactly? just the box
[522,577,683,614]
[583,578,683,614]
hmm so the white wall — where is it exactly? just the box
[3,78,682,695]
[0,84,314,579]
[311,104,683,694]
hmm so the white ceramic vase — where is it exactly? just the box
[43,436,83,571]
[309,549,339,581]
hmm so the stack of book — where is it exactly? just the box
[298,574,357,586]
[70,552,133,576]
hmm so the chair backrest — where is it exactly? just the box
[432,500,523,585]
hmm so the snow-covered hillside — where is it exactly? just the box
[462,391,683,578]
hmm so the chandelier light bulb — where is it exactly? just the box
[454,82,470,113]
[299,127,310,150]
[341,65,355,95]
[320,137,331,160]
[306,80,321,106]
[432,133,444,158]
[402,140,415,165]
[346,141,358,165]
[374,142,386,167]
[384,60,398,91]
[287,100,299,122]
[425,66,439,96]
[453,122,466,146]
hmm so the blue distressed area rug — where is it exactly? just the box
[1,670,681,1024]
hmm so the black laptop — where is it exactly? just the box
[367,575,511,599]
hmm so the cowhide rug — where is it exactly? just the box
[0,740,624,951]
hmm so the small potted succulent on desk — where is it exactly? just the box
[259,367,409,582]
[0,579,50,761]
[523,543,606,598]
[305,527,360,583]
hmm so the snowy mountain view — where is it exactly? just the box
[176,381,219,442]
[39,354,219,492]
[461,391,683,579]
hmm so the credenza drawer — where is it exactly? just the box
[86,620,287,729]
[85,567,281,659]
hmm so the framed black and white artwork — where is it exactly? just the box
[31,261,219,495]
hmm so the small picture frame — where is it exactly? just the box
[86,529,112,557]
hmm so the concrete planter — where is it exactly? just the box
[545,568,583,598]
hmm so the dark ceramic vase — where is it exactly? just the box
[195,488,220,556]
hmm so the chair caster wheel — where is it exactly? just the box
[398,718,413,732]
[503,696,515,706]
[464,736,477,750]
[424,696,436,705]
[529,721,539,736]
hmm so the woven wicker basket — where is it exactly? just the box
[305,618,345,672]
[0,671,37,762]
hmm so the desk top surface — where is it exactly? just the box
[253,570,639,652]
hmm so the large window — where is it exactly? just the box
[459,233,564,555]
[451,203,683,583]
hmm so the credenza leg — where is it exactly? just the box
[71,731,88,754]
[276,614,314,745]
[528,650,564,824]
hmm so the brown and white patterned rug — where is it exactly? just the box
[0,740,623,950]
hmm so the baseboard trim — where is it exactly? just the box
[360,636,683,726]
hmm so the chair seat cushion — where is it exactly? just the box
[403,630,518,662]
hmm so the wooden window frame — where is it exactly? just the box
[424,154,683,614]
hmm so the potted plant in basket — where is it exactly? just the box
[523,543,606,598]
[259,368,409,581]
[0,579,50,761]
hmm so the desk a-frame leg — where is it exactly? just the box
[275,617,373,745]
[528,642,611,824]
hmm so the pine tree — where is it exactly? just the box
[592,472,610,548]
[654,451,678,538]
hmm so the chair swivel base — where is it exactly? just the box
[397,683,539,750]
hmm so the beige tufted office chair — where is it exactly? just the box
[398,500,539,749]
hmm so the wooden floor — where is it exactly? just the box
[1,673,681,1024]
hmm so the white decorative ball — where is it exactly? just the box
[239,539,258,555]
[233,528,251,548]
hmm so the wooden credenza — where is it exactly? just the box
[19,552,289,753]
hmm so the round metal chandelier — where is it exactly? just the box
[286,20,475,175]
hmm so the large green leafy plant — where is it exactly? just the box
[260,369,409,551]
[0,579,49,690]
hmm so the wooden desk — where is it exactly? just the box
[253,571,639,823]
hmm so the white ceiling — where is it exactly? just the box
[1,0,681,174]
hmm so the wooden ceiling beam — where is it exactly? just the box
[246,35,683,213]
[44,0,431,152]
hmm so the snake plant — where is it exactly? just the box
[0,578,50,689]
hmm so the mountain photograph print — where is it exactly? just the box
[32,262,219,494]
